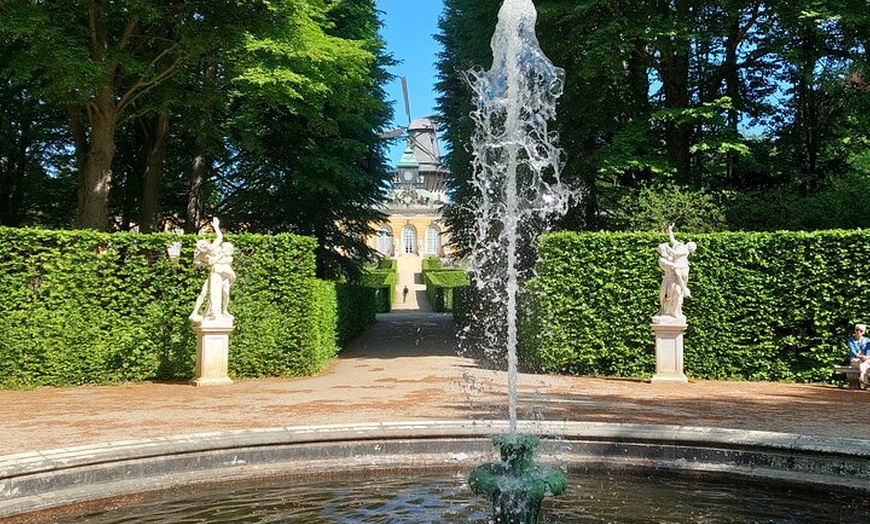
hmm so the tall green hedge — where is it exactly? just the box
[529,230,870,382]
[360,261,398,312]
[424,269,470,312]
[421,257,469,312]
[335,283,378,346]
[0,227,374,388]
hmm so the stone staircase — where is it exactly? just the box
[391,255,432,312]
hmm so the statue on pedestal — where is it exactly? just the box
[189,217,236,324]
[653,223,696,324]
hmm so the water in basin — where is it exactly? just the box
[19,468,869,523]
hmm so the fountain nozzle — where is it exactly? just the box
[470,434,567,524]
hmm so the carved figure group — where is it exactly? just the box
[190,217,236,324]
[654,223,696,323]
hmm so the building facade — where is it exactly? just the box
[368,118,450,258]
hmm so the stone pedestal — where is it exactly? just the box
[190,320,234,387]
[650,321,688,383]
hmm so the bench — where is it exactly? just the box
[833,364,862,389]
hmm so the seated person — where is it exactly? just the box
[847,323,870,387]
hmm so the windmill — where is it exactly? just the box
[370,78,451,261]
[380,77,444,184]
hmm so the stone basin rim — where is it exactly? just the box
[3,420,870,518]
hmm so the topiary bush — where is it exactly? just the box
[423,269,470,312]
[360,262,398,312]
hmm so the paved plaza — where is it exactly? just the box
[1,310,867,456]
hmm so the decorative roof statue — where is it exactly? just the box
[189,217,236,325]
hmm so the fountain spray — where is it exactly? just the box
[464,0,572,431]
[466,0,572,522]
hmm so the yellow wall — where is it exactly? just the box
[368,213,450,258]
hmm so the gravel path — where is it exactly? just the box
[1,311,865,455]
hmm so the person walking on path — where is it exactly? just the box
[402,285,409,303]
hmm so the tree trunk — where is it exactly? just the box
[0,112,33,226]
[655,0,693,185]
[627,47,651,118]
[795,23,820,188]
[65,102,89,176]
[186,63,216,233]
[139,112,169,232]
[75,88,118,231]
[186,140,207,233]
[661,50,692,184]
[65,102,90,227]
[723,16,741,183]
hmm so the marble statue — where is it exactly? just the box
[190,217,236,324]
[653,223,696,324]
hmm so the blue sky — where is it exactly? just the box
[375,0,446,165]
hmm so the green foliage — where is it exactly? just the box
[0,72,75,227]
[0,1,395,280]
[423,268,470,312]
[360,264,397,312]
[725,172,870,231]
[0,227,366,388]
[216,0,395,280]
[529,230,870,383]
[614,183,728,233]
[436,0,865,233]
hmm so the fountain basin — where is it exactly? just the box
[3,420,870,518]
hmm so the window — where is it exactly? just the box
[426,226,441,255]
[377,226,393,256]
[402,226,416,254]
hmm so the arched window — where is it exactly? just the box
[426,226,441,255]
[376,226,393,256]
[402,226,416,254]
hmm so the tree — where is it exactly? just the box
[211,0,396,278]
[0,75,75,227]
[766,2,865,191]
[436,0,866,234]
[435,0,501,257]
[0,1,203,230]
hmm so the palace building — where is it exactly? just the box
[369,117,450,258]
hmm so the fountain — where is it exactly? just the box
[469,434,566,524]
[462,0,573,521]
[4,1,870,521]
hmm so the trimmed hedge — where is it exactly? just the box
[528,230,870,382]
[0,227,374,388]
[360,261,398,312]
[424,269,470,312]
[377,258,397,271]
[335,283,378,347]
[421,257,469,312]
[421,257,443,272]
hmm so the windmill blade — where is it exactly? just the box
[401,76,411,125]
[379,127,406,139]
[407,132,437,161]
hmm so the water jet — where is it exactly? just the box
[462,0,573,520]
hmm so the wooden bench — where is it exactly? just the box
[834,364,862,389]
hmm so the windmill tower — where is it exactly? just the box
[383,77,447,195]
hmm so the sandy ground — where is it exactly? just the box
[1,311,867,456]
